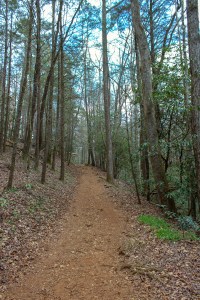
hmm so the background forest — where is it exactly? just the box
[0,0,199,220]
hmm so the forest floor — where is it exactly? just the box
[0,154,200,299]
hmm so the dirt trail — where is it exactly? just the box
[4,166,133,300]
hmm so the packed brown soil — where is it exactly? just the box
[2,166,134,300]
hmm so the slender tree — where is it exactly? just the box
[59,0,65,181]
[3,13,13,151]
[186,0,200,211]
[7,0,33,188]
[102,0,114,183]
[0,0,8,153]
[124,96,141,204]
[34,0,42,169]
[23,0,41,168]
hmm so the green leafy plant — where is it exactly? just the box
[29,196,45,214]
[164,210,177,219]
[0,197,9,207]
[12,209,20,220]
[156,204,177,219]
[7,187,19,193]
[25,183,33,189]
[177,216,199,237]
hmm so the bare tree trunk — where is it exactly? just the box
[149,0,155,68]
[7,2,33,188]
[131,0,176,212]
[140,105,150,200]
[83,45,95,166]
[59,31,65,181]
[52,55,60,171]
[124,97,141,204]
[22,0,41,168]
[186,0,200,209]
[0,0,8,153]
[33,0,42,170]
[47,0,56,164]
[59,0,65,181]
[41,0,61,183]
[135,35,150,201]
[112,35,130,178]
[174,0,189,110]
[3,13,13,151]
[47,66,54,164]
[102,0,114,183]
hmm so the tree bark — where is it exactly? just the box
[3,13,13,152]
[102,0,114,183]
[33,0,42,170]
[59,20,65,182]
[131,0,176,212]
[0,0,8,153]
[135,34,150,201]
[83,44,95,166]
[186,0,200,208]
[52,51,60,171]
[7,1,33,188]
[47,0,56,164]
[60,0,65,181]
[23,0,41,167]
[125,97,141,204]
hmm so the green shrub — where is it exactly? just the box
[25,183,33,189]
[177,216,199,231]
[0,197,9,207]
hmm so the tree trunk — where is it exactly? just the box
[59,40,65,181]
[7,2,33,188]
[41,0,61,183]
[23,0,41,166]
[131,0,176,212]
[125,97,141,204]
[59,0,65,181]
[47,0,56,164]
[3,14,13,152]
[0,0,8,153]
[186,0,200,210]
[83,45,95,166]
[178,0,190,108]
[135,35,150,201]
[52,53,60,171]
[102,0,114,183]
[140,105,150,201]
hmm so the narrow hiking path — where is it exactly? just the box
[3,166,134,300]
